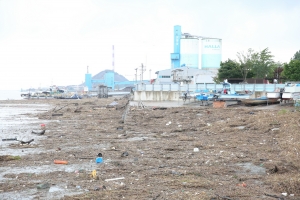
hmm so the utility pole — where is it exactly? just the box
[141,63,144,82]
[134,68,138,83]
[149,69,152,80]
[140,63,146,82]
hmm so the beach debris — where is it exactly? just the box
[264,193,285,199]
[153,107,167,110]
[53,104,69,112]
[91,169,98,179]
[96,153,103,163]
[2,137,18,141]
[94,185,106,191]
[2,137,34,145]
[107,101,118,108]
[31,129,46,135]
[105,177,125,182]
[171,170,182,176]
[52,113,63,116]
[40,123,46,130]
[0,155,21,161]
[36,182,51,189]
[237,182,247,187]
[269,165,279,174]
[215,193,233,200]
[19,139,34,145]
[54,160,68,164]
[193,148,199,152]
[121,151,129,157]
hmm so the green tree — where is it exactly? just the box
[217,59,242,82]
[236,48,255,82]
[292,50,300,61]
[282,59,300,81]
[252,48,274,79]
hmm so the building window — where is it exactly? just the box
[161,76,170,78]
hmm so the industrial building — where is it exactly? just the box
[85,25,222,90]
[154,25,222,84]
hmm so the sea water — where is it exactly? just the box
[0,90,23,100]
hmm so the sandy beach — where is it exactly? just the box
[0,97,299,199]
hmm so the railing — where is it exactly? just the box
[135,83,286,93]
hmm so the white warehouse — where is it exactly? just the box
[154,67,216,85]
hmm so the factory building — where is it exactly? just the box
[155,67,215,85]
[154,25,222,84]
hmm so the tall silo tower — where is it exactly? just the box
[180,35,199,69]
[201,38,222,70]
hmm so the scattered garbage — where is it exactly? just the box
[2,137,17,141]
[52,113,63,116]
[32,129,46,135]
[19,139,34,145]
[36,182,51,189]
[105,177,125,182]
[54,160,68,164]
[193,148,199,152]
[166,121,172,126]
[94,185,106,191]
[96,153,103,164]
[171,170,182,175]
[153,107,167,110]
[2,137,34,144]
[121,151,129,157]
[91,169,97,179]
[41,123,46,130]
[237,182,247,187]
[271,128,280,131]
[281,193,287,196]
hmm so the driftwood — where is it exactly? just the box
[18,139,34,145]
[2,138,17,141]
[52,113,63,116]
[31,130,46,135]
[215,193,233,200]
[264,193,284,200]
[53,104,69,112]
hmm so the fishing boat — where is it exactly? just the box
[282,83,300,100]
[240,96,279,106]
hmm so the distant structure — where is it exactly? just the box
[171,25,222,71]
[154,25,222,85]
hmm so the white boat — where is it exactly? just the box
[267,92,281,99]
[282,83,300,100]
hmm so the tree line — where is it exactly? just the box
[215,48,300,83]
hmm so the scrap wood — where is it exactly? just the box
[18,139,34,145]
[264,193,284,200]
[215,193,233,200]
[2,137,17,141]
[53,104,69,112]
[52,113,63,116]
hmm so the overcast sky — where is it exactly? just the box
[1,0,300,90]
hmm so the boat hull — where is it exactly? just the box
[241,98,279,105]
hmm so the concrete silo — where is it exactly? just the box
[180,38,199,69]
[201,38,222,70]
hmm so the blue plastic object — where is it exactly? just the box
[96,157,103,164]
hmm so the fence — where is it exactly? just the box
[135,83,285,93]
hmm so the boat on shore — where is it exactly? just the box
[241,96,279,106]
